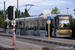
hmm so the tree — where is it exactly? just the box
[51,7,60,14]
[15,9,21,18]
[23,8,30,17]
[20,12,24,17]
[39,13,43,16]
[25,8,28,13]
[18,10,20,17]
[21,12,23,16]
[0,16,4,28]
[15,9,17,18]
[70,14,73,19]
[0,10,3,15]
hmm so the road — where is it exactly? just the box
[0,36,74,50]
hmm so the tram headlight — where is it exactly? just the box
[70,30,72,32]
[56,30,59,33]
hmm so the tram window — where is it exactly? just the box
[9,22,13,29]
[27,21,32,30]
[15,22,18,29]
[25,21,32,30]
[4,23,7,29]
[40,20,45,30]
[19,22,24,30]
[33,20,37,31]
[59,19,70,29]
[28,21,31,30]
[31,21,34,30]
[25,22,28,30]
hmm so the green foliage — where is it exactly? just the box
[15,9,17,18]
[15,9,21,18]
[18,10,20,17]
[0,10,3,15]
[0,16,4,28]
[21,12,23,16]
[25,8,28,13]
[24,8,30,17]
[71,19,75,30]
[0,10,4,28]
[20,8,30,17]
[39,13,43,16]
[71,19,75,37]
[0,8,30,28]
[70,14,73,19]
[73,19,75,24]
[51,7,60,14]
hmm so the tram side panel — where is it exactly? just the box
[39,20,47,37]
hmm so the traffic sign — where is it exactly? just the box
[44,10,51,18]
[47,16,51,19]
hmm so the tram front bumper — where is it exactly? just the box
[56,32,72,37]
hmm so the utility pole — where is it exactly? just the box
[17,0,18,18]
[66,8,69,14]
[4,1,6,21]
[17,0,19,30]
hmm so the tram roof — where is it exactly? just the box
[57,14,70,16]
[4,14,70,22]
[15,14,55,21]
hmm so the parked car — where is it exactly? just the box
[0,28,4,33]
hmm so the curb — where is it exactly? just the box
[0,46,49,50]
[0,46,6,50]
[0,33,75,48]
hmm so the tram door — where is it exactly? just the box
[19,21,26,35]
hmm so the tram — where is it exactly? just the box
[4,14,72,37]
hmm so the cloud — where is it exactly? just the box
[34,0,72,6]
[0,0,74,18]
[0,0,72,9]
[0,4,3,7]
[19,0,41,4]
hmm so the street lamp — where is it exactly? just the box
[66,8,69,14]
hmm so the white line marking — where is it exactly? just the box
[0,43,13,48]
[1,38,46,47]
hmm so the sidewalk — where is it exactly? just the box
[0,33,75,47]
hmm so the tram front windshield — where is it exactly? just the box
[59,19,70,29]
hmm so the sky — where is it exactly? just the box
[0,0,75,18]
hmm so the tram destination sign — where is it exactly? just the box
[44,10,51,18]
[59,17,69,19]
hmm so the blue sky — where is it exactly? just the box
[0,0,75,18]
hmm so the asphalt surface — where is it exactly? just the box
[0,33,75,47]
[0,36,75,50]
